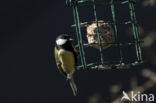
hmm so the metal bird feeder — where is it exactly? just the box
[66,0,143,70]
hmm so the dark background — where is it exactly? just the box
[0,0,156,103]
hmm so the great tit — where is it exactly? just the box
[54,34,79,96]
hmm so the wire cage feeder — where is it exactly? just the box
[66,0,143,70]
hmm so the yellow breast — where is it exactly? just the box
[58,49,75,74]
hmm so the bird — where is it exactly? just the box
[54,34,79,96]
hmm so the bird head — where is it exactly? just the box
[56,34,73,46]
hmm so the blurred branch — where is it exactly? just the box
[142,0,156,7]
[142,69,156,82]
[112,69,156,103]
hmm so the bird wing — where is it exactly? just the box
[72,45,79,56]
[71,44,79,65]
[54,46,60,65]
[54,46,67,77]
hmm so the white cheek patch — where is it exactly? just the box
[56,38,67,45]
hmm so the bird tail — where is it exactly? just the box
[68,77,77,96]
